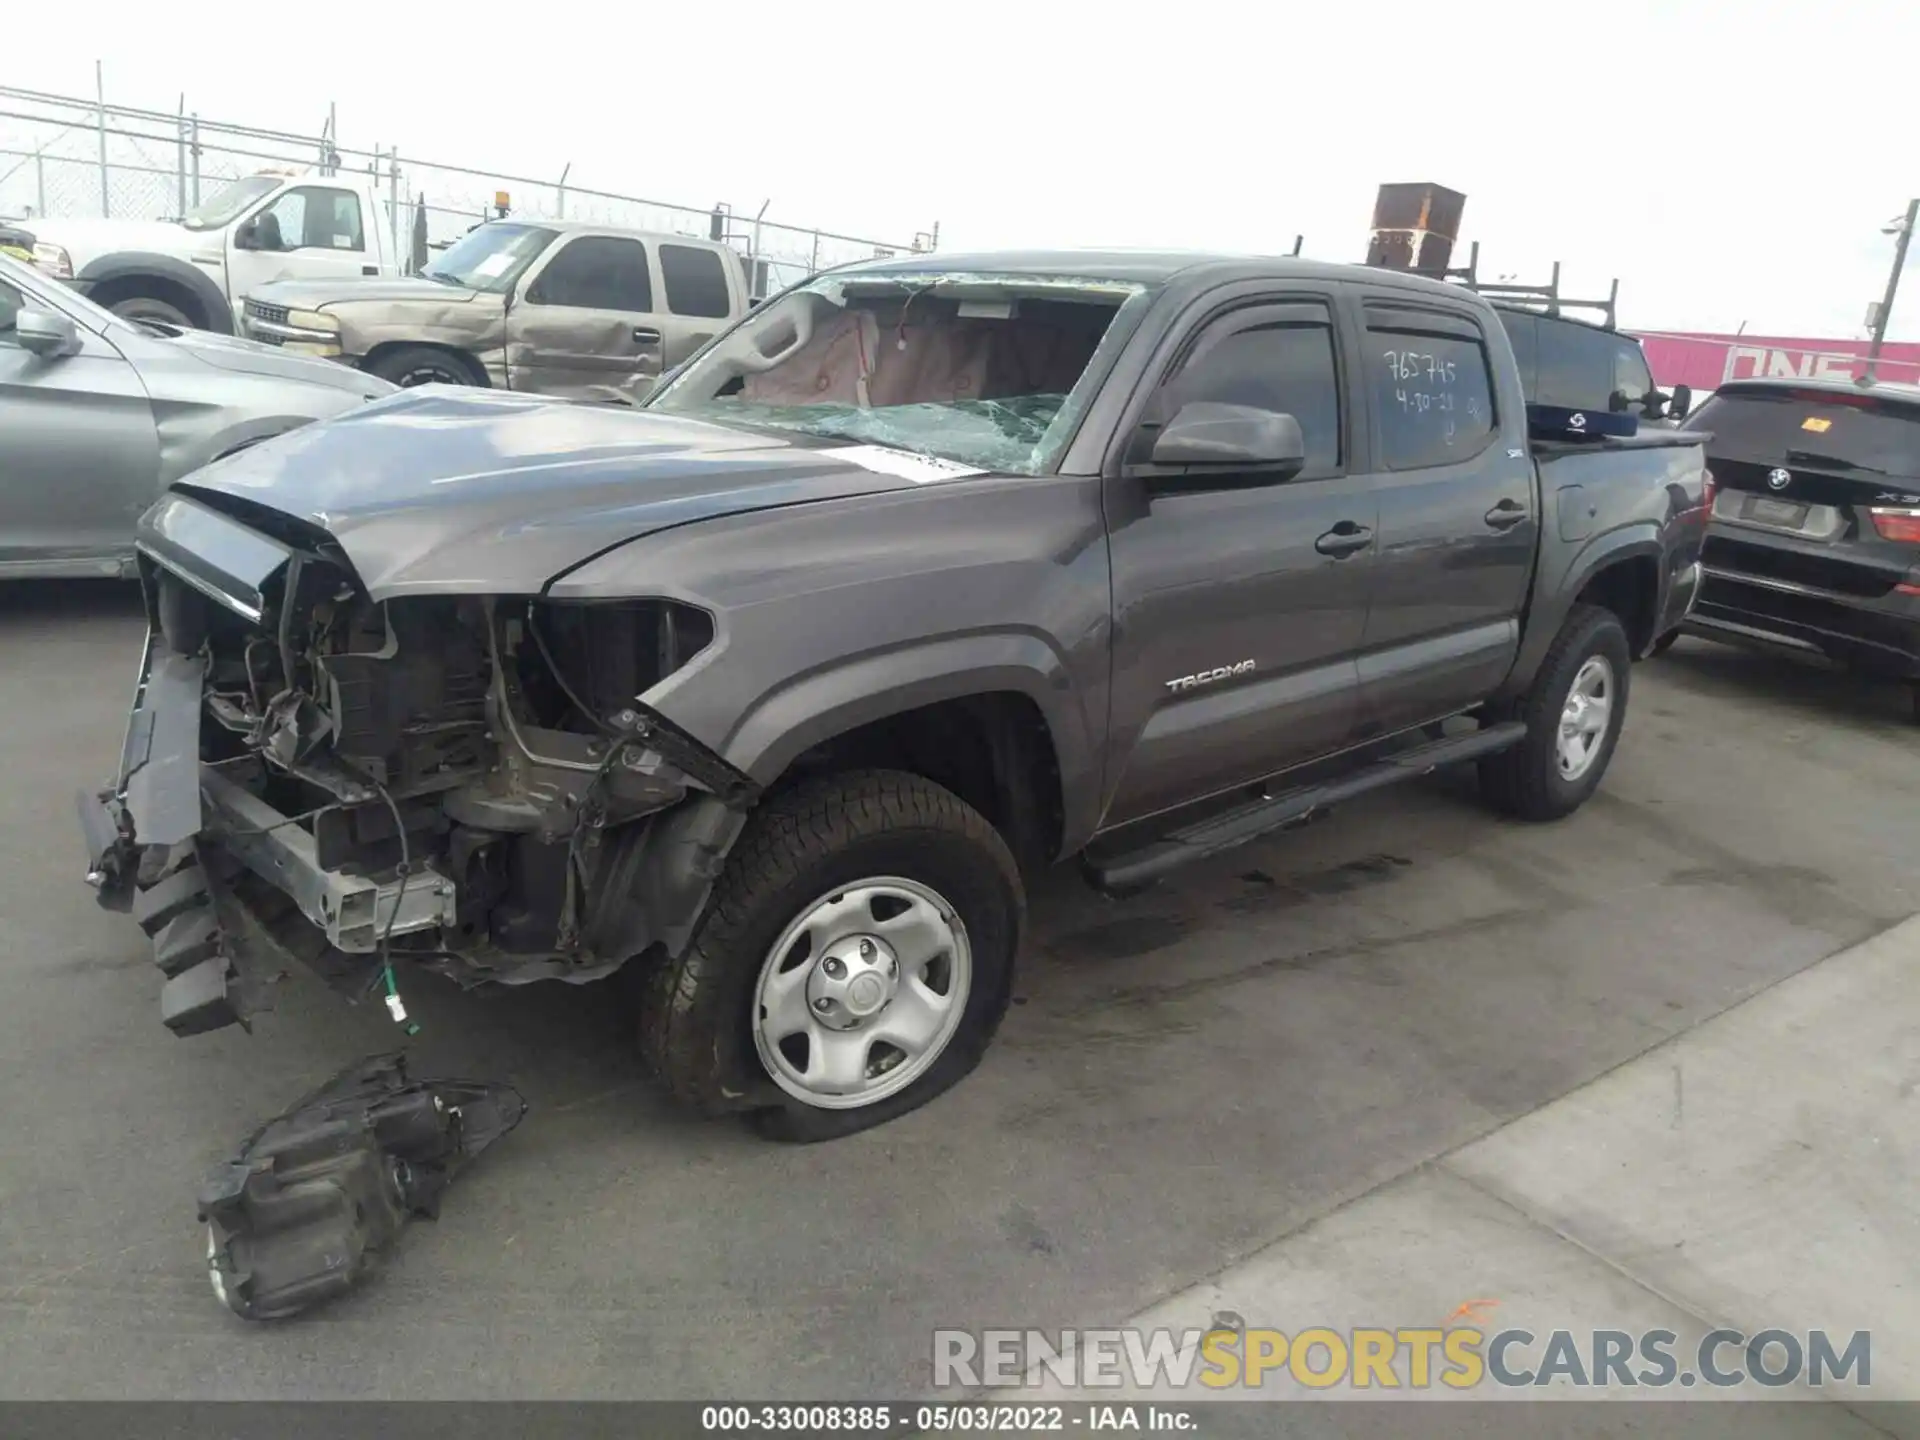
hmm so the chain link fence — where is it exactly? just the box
[0,83,930,289]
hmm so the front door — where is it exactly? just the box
[226,183,378,321]
[1350,295,1535,737]
[1101,293,1376,828]
[506,233,667,398]
[0,275,159,574]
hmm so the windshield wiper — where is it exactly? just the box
[1783,448,1892,475]
[421,270,466,287]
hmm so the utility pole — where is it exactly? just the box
[1863,197,1918,385]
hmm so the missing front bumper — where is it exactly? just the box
[79,625,460,1036]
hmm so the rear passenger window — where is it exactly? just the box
[1168,309,1342,472]
[659,244,732,318]
[1367,322,1497,470]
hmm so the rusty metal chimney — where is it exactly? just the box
[1365,183,1468,275]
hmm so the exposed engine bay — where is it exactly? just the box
[95,513,757,1030]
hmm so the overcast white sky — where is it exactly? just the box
[14,0,1918,337]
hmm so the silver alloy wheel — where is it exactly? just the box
[752,877,972,1110]
[1556,654,1615,780]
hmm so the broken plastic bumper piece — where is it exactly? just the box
[199,1053,526,1320]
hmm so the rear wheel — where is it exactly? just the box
[366,345,480,388]
[1480,603,1632,821]
[638,769,1024,1142]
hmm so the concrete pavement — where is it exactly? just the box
[1012,914,1917,1432]
[0,589,1913,1417]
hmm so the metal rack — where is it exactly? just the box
[1442,240,1621,330]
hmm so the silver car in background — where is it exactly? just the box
[0,252,394,579]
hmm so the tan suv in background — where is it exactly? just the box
[238,220,749,402]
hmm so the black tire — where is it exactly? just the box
[1479,603,1632,822]
[366,345,481,388]
[109,295,194,328]
[638,769,1024,1143]
[1646,629,1681,658]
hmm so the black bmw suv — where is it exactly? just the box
[1675,377,1920,716]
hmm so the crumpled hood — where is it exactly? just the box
[157,324,397,394]
[168,386,973,600]
[250,275,485,311]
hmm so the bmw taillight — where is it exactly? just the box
[1869,507,1920,544]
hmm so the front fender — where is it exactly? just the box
[76,252,234,334]
[718,631,1104,855]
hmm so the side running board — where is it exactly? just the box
[1085,722,1528,894]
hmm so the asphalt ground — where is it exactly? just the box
[1,580,1914,1402]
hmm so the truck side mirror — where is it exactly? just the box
[1667,383,1692,421]
[1150,402,1306,471]
[233,218,261,251]
[15,308,81,358]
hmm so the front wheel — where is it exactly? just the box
[1480,603,1632,821]
[110,295,194,328]
[638,770,1024,1142]
[365,344,480,388]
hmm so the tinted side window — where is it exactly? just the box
[659,244,732,318]
[531,237,653,311]
[0,277,20,335]
[1367,323,1498,470]
[1168,309,1342,472]
[1533,319,1616,411]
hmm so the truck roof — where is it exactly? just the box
[837,248,1488,301]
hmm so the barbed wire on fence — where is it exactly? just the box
[0,82,928,282]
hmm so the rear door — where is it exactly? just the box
[508,233,666,397]
[1688,385,1920,598]
[654,241,740,368]
[0,271,160,573]
[1100,287,1375,827]
[1351,294,1534,736]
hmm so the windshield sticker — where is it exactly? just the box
[818,445,987,484]
[472,253,514,278]
[1801,416,1834,432]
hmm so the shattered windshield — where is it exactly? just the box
[181,175,281,231]
[647,270,1151,475]
[423,222,558,294]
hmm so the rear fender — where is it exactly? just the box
[1497,524,1663,701]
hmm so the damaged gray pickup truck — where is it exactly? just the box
[80,250,1711,1141]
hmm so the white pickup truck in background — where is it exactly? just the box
[28,169,398,334]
